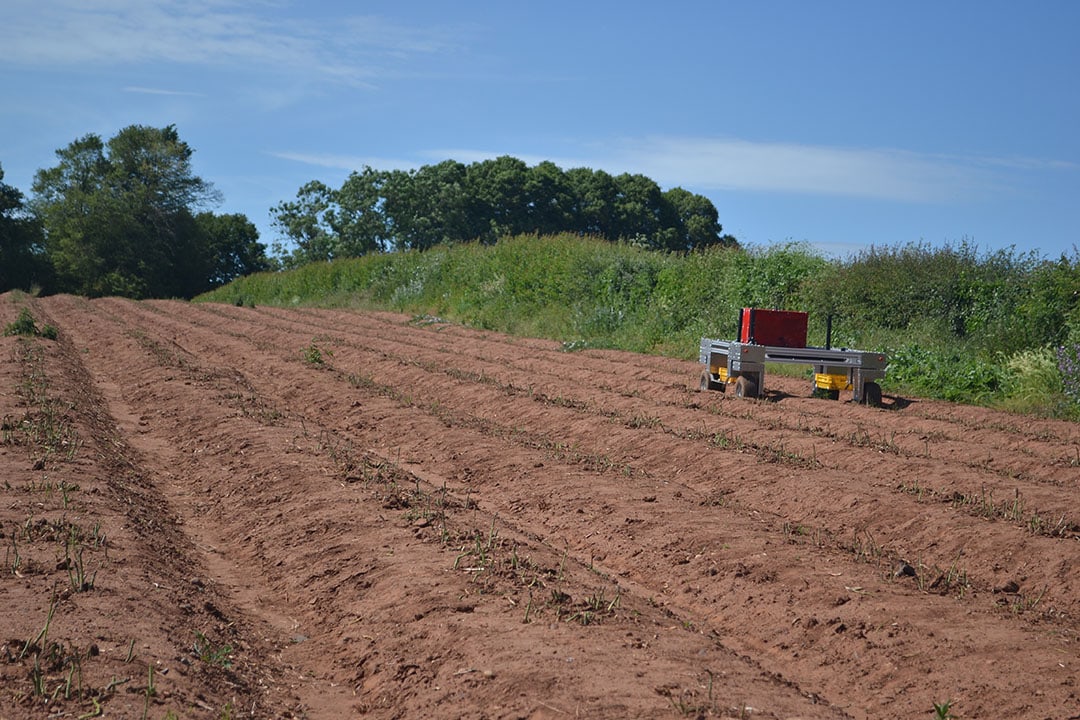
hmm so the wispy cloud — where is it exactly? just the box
[434,137,1023,204]
[274,134,1073,205]
[2,0,461,89]
[123,86,205,97]
[269,151,420,173]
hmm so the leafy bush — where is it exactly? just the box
[3,308,57,340]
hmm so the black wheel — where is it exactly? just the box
[861,381,882,407]
[827,388,840,401]
[734,375,758,399]
[699,370,724,392]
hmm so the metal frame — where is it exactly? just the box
[699,338,887,403]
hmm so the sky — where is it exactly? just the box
[2,0,1078,259]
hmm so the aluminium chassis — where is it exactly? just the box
[698,337,888,405]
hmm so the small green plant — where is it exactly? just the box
[933,698,955,719]
[4,308,39,336]
[140,662,158,719]
[3,308,58,339]
[193,631,233,668]
[302,341,332,365]
[65,534,97,592]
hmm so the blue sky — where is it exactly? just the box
[2,1,1078,259]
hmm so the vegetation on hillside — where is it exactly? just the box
[198,234,1080,418]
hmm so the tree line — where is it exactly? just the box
[272,157,736,268]
[1,124,735,298]
[1,125,270,298]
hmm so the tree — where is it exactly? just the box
[273,156,738,265]
[465,156,530,241]
[196,212,271,288]
[612,173,667,245]
[382,161,474,251]
[271,180,337,268]
[661,187,736,251]
[332,167,392,255]
[31,125,220,298]
[523,161,575,235]
[0,164,50,292]
[564,167,619,237]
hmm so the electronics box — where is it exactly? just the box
[739,308,808,348]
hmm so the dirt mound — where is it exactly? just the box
[1,295,1077,719]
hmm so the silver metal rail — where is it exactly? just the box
[699,338,887,404]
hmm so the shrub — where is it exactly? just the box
[3,308,57,340]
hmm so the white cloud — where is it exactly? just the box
[273,135,1073,205]
[123,86,205,97]
[609,137,999,202]
[430,138,1012,204]
[1,0,459,88]
[268,151,420,172]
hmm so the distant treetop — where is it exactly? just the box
[271,156,737,267]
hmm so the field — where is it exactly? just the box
[2,294,1078,719]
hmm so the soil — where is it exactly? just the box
[1,294,1078,719]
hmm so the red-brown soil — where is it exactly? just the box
[1,294,1078,719]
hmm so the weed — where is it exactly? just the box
[933,699,955,719]
[850,426,902,454]
[193,631,233,668]
[302,341,332,365]
[65,533,97,592]
[898,479,932,500]
[142,663,156,719]
[4,308,57,339]
[9,532,22,575]
[20,592,58,660]
[1010,585,1048,614]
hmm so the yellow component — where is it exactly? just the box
[815,373,851,391]
[710,366,729,383]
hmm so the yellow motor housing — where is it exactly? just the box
[814,373,851,391]
[710,366,729,383]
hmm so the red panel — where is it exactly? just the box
[739,308,808,348]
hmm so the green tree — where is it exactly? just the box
[332,167,392,255]
[564,167,619,237]
[273,156,737,264]
[271,180,338,268]
[195,212,271,288]
[31,125,220,298]
[524,161,576,235]
[385,161,475,250]
[661,187,735,251]
[1,164,51,292]
[465,156,530,241]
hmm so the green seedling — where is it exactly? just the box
[20,592,58,660]
[302,341,332,365]
[142,663,156,719]
[193,631,233,668]
[933,699,955,719]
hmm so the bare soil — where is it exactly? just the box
[1,294,1078,719]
